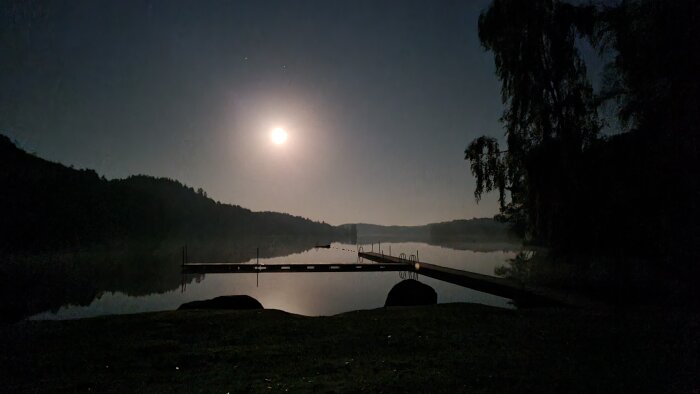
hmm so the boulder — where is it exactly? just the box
[178,295,263,310]
[384,279,437,307]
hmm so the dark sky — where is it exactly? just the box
[2,0,506,225]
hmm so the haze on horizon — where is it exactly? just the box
[1,0,504,226]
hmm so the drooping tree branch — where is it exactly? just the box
[465,136,508,207]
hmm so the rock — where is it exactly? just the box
[178,295,263,310]
[384,279,437,307]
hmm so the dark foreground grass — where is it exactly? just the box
[1,304,698,393]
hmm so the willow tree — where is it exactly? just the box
[466,0,600,245]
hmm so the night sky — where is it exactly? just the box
[2,0,505,225]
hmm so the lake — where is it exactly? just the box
[26,241,519,320]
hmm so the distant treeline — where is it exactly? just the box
[353,223,429,241]
[353,218,517,244]
[0,135,355,253]
[427,219,517,243]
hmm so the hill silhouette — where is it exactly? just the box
[0,134,355,253]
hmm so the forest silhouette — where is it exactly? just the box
[0,134,355,253]
[466,0,699,298]
[0,135,355,321]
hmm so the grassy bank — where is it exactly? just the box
[2,304,698,393]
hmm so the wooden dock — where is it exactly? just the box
[359,252,569,307]
[181,250,594,307]
[181,262,410,274]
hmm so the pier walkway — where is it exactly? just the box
[359,251,597,307]
[181,248,593,307]
[359,251,530,300]
[181,262,409,274]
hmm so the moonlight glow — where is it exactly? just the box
[270,128,288,145]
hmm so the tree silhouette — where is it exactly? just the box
[0,134,356,253]
[467,0,700,283]
[593,0,700,272]
[466,0,599,244]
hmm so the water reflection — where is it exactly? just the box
[22,240,519,320]
[2,236,334,322]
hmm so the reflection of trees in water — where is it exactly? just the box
[0,235,345,322]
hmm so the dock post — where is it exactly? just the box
[416,250,419,262]
[256,247,259,287]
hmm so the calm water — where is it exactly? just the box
[29,242,518,320]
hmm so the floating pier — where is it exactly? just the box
[358,251,532,298]
[359,252,596,307]
[181,262,409,274]
[181,247,590,307]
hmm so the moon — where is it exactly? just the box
[270,128,288,145]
